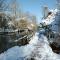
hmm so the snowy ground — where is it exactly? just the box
[0,32,60,60]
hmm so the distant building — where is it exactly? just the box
[43,6,49,19]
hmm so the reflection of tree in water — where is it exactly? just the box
[0,13,12,53]
[0,35,7,53]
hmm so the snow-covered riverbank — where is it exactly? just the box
[0,32,60,60]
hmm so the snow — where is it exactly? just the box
[0,32,60,60]
[42,8,60,34]
[42,9,58,25]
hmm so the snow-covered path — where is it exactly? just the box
[0,32,60,60]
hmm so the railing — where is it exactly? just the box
[0,28,33,44]
[8,34,33,43]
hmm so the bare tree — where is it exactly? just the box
[0,0,9,12]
